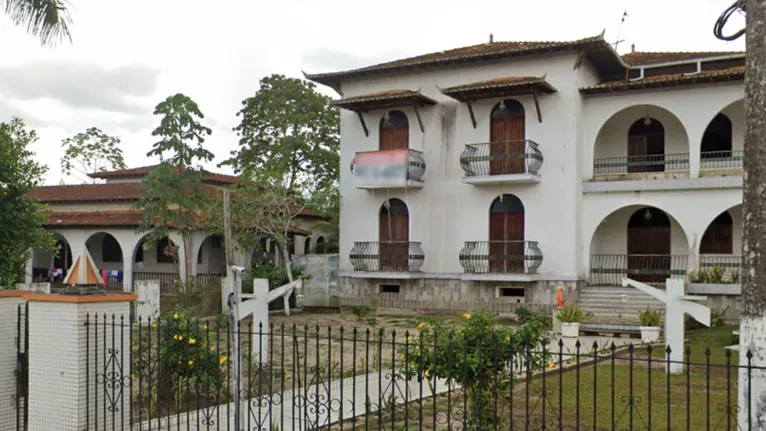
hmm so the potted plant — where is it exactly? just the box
[638,306,663,343]
[557,305,584,338]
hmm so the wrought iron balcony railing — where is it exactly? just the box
[460,140,543,177]
[701,150,744,170]
[589,254,688,286]
[593,153,689,175]
[350,149,426,185]
[350,241,425,272]
[459,241,542,274]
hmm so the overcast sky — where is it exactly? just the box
[0,0,746,184]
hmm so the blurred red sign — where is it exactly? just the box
[353,150,409,188]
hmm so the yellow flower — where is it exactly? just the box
[131,374,136,380]
[417,322,427,330]
[424,369,430,377]
[210,346,216,352]
[188,359,195,367]
[178,335,184,342]
[202,325,208,330]
[283,373,290,380]
[407,336,414,344]
[173,334,179,341]
[152,323,158,329]
[505,336,511,342]
[548,362,555,369]
[189,338,197,345]
[462,313,471,319]
[220,355,228,365]
[173,313,180,320]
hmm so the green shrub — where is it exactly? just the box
[400,309,549,429]
[515,307,533,324]
[638,306,663,327]
[557,305,585,323]
[243,261,306,293]
[730,270,741,284]
[709,265,725,283]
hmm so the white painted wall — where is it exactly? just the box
[589,205,689,255]
[593,105,689,160]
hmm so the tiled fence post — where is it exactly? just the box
[27,293,136,431]
[0,292,29,430]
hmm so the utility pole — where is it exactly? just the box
[727,0,766,427]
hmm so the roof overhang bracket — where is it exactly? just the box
[356,111,369,137]
[573,49,588,70]
[413,105,425,133]
[465,100,477,129]
[532,93,543,123]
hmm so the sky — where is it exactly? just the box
[0,0,746,185]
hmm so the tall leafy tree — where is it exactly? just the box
[0,118,56,287]
[134,94,214,282]
[222,74,340,194]
[3,0,73,46]
[61,127,127,183]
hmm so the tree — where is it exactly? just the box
[3,0,73,46]
[0,118,56,287]
[222,74,340,194]
[134,94,214,283]
[61,127,127,183]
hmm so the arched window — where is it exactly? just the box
[379,199,409,271]
[304,237,312,255]
[701,211,733,254]
[379,110,409,151]
[315,237,326,254]
[489,194,525,273]
[157,237,175,264]
[701,113,733,156]
[627,207,671,283]
[490,100,526,175]
[54,239,72,269]
[628,118,665,173]
[102,235,123,262]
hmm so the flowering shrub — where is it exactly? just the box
[132,310,229,413]
[400,308,549,428]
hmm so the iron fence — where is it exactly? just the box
[134,271,183,293]
[69,311,762,430]
[593,153,689,175]
[459,240,543,274]
[701,150,744,170]
[349,241,425,272]
[590,254,688,286]
[460,140,544,177]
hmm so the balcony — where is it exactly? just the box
[350,149,425,189]
[460,140,543,185]
[459,241,543,275]
[593,153,689,177]
[349,241,425,273]
[589,254,688,286]
[701,150,744,171]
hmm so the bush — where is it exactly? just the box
[132,309,229,414]
[557,305,585,323]
[400,309,549,429]
[638,306,663,327]
[243,261,306,293]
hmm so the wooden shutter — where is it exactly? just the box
[627,136,648,173]
[380,127,409,151]
[490,117,526,175]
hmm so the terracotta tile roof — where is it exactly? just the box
[306,34,625,92]
[45,211,142,227]
[580,66,745,94]
[621,51,744,66]
[439,76,557,102]
[88,165,240,185]
[29,183,143,203]
[333,89,437,111]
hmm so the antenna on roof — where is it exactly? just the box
[613,10,628,51]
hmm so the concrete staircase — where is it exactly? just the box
[577,285,665,336]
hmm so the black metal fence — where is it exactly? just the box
[593,153,689,175]
[459,240,543,274]
[701,150,744,170]
[56,311,760,430]
[349,241,425,272]
[590,254,688,286]
[460,140,544,177]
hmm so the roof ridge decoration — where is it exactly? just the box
[305,33,626,93]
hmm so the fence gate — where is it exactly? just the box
[15,303,28,431]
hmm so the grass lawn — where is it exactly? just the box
[337,326,743,430]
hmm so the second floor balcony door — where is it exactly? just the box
[490,100,525,175]
[489,194,525,273]
[380,199,409,271]
[380,110,409,151]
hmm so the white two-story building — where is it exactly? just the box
[306,34,744,317]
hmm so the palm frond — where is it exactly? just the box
[4,0,73,46]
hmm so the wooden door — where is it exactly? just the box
[380,126,409,151]
[490,117,525,175]
[627,217,671,283]
[489,205,525,273]
[627,136,647,173]
[380,201,409,271]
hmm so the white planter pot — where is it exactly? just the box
[640,326,661,343]
[561,322,580,338]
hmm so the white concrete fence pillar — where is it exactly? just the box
[27,293,136,431]
[0,292,30,430]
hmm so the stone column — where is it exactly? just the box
[0,292,30,430]
[24,253,33,284]
[27,293,136,431]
